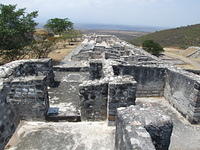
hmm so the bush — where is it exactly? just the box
[0,4,38,61]
[142,40,164,55]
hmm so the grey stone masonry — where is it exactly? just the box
[89,60,103,80]
[0,86,19,150]
[164,67,200,124]
[113,64,166,97]
[79,81,108,121]
[108,75,137,121]
[0,58,55,87]
[115,105,173,150]
[0,58,54,149]
[4,76,49,120]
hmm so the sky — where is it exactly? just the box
[1,0,200,28]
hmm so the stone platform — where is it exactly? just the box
[6,121,115,150]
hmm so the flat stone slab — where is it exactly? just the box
[6,121,115,150]
[136,97,200,150]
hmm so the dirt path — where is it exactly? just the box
[48,42,81,64]
[164,48,200,70]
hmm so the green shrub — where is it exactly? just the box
[0,4,38,61]
[142,40,164,55]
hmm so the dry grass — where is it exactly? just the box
[163,47,200,70]
[48,41,81,63]
[0,40,81,65]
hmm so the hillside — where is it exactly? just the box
[131,24,200,48]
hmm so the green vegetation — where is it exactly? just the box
[44,18,73,35]
[0,4,82,64]
[142,40,164,55]
[0,4,38,61]
[62,30,82,45]
[27,40,55,59]
[131,24,200,49]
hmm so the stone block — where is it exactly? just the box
[115,105,173,150]
[108,75,137,121]
[4,76,49,120]
[79,81,108,121]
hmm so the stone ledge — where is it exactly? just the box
[115,105,173,150]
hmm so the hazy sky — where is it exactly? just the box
[1,0,200,27]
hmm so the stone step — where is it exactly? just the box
[46,107,81,122]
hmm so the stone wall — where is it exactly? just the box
[108,76,137,121]
[89,60,103,80]
[79,81,108,121]
[164,67,200,123]
[113,64,166,97]
[0,58,54,87]
[0,58,54,148]
[0,87,19,150]
[115,105,173,150]
[4,76,49,121]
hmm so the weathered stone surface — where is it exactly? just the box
[4,76,49,120]
[0,58,55,149]
[0,58,55,87]
[113,64,166,97]
[2,34,200,150]
[53,61,89,72]
[0,87,19,150]
[47,71,89,122]
[6,121,115,150]
[89,60,103,80]
[115,105,173,150]
[79,81,108,121]
[164,67,200,124]
[108,75,137,121]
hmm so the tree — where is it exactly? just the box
[27,40,54,59]
[142,40,164,56]
[44,18,73,35]
[0,4,38,61]
[62,30,82,45]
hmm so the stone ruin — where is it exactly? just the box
[0,34,200,150]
